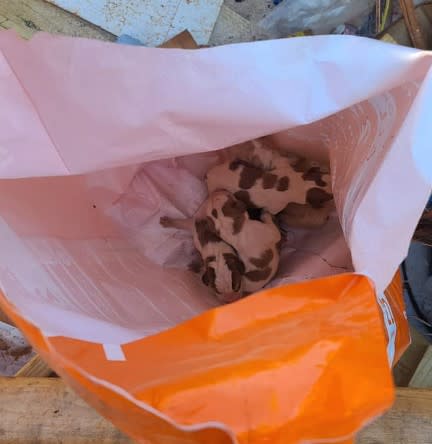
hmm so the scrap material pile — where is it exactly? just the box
[160,139,333,303]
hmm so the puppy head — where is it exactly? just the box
[209,191,248,235]
[201,248,245,303]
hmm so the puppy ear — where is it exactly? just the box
[223,253,245,292]
[235,256,246,274]
[202,266,216,289]
[234,198,247,213]
[223,253,245,273]
[231,270,243,292]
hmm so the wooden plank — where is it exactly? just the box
[14,354,52,377]
[410,346,432,388]
[399,0,427,49]
[159,30,198,49]
[393,327,429,386]
[357,387,432,443]
[0,377,131,443]
[49,0,223,46]
[2,379,432,444]
[378,4,432,49]
[0,0,115,40]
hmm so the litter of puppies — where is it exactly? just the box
[160,139,334,303]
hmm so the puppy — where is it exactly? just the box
[160,200,245,304]
[206,141,333,215]
[277,200,334,229]
[207,191,281,293]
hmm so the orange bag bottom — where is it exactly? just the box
[0,272,406,444]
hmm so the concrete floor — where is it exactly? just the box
[224,0,275,23]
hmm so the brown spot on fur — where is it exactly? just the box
[291,157,310,173]
[229,159,241,171]
[232,191,262,220]
[195,218,220,246]
[239,165,264,190]
[207,216,217,232]
[202,266,216,290]
[223,253,245,274]
[277,176,290,191]
[262,173,278,189]
[250,249,274,268]
[306,188,333,209]
[302,167,327,187]
[230,159,264,189]
[223,253,245,291]
[211,209,218,218]
[231,273,242,292]
[234,190,257,208]
[244,267,272,282]
[221,195,247,235]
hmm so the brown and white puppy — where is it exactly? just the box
[207,191,281,294]
[206,141,333,216]
[277,200,334,229]
[160,201,245,304]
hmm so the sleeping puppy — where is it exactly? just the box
[160,201,245,304]
[206,141,333,216]
[277,200,334,229]
[206,191,281,294]
[238,139,297,171]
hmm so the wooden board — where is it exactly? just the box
[14,354,52,377]
[357,387,432,444]
[49,0,223,46]
[410,346,432,388]
[378,3,432,49]
[1,379,432,444]
[0,0,114,40]
[393,327,429,386]
[0,377,131,443]
[159,30,198,49]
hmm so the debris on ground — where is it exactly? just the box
[0,321,35,376]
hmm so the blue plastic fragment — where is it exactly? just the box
[116,34,143,46]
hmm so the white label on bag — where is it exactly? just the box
[376,292,397,366]
[103,344,126,361]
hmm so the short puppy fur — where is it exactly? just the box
[207,191,281,293]
[206,140,333,216]
[160,198,245,303]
